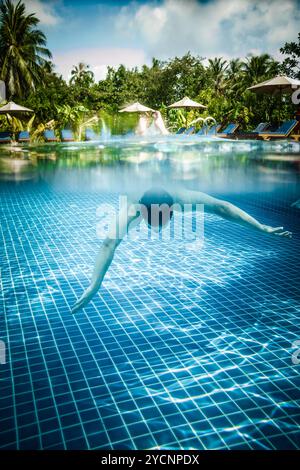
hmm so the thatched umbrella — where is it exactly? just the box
[0,101,33,115]
[119,102,155,113]
[248,75,300,95]
[0,101,34,136]
[168,96,207,126]
[248,75,300,122]
[119,102,156,136]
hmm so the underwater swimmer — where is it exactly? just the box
[71,187,292,314]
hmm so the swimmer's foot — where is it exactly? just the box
[261,225,292,238]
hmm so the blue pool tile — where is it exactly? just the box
[1,163,300,450]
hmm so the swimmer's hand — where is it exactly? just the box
[71,286,96,314]
[261,225,292,238]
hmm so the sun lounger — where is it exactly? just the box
[0,131,13,144]
[44,130,58,142]
[60,129,75,142]
[228,122,270,139]
[17,131,30,142]
[195,124,221,136]
[258,120,298,140]
[184,126,196,135]
[196,126,207,136]
[207,124,221,135]
[217,123,239,138]
[253,122,270,133]
[176,127,186,134]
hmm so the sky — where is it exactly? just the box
[23,0,300,81]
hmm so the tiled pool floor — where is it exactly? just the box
[1,182,300,449]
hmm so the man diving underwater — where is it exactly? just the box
[71,187,292,314]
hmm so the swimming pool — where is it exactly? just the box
[0,137,300,450]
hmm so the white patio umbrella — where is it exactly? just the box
[168,96,207,126]
[168,96,207,109]
[247,75,300,95]
[119,102,155,113]
[0,101,34,135]
[248,75,300,122]
[0,101,33,114]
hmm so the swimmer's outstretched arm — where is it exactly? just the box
[71,204,140,314]
[173,189,292,237]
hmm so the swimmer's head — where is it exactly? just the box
[139,187,174,231]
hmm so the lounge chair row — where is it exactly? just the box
[0,129,77,144]
[176,119,300,140]
[46,128,104,142]
[44,129,76,142]
[0,129,99,144]
[227,119,300,141]
[176,124,222,136]
[176,123,242,136]
[1,121,299,144]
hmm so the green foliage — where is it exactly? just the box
[0,1,298,139]
[21,65,74,122]
[55,104,88,129]
[0,0,52,99]
[280,33,300,79]
[1,47,296,135]
[70,62,94,87]
[6,113,35,132]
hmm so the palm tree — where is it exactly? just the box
[226,59,244,97]
[207,58,228,94]
[226,59,243,80]
[0,0,52,99]
[242,54,279,86]
[70,62,94,86]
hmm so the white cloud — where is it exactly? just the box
[23,0,61,26]
[53,47,147,81]
[115,0,300,60]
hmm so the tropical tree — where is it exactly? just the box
[241,54,281,125]
[97,64,144,111]
[0,0,52,99]
[55,103,91,139]
[70,62,94,86]
[23,68,74,122]
[242,54,279,86]
[161,53,206,102]
[139,59,166,107]
[206,58,228,94]
[226,58,243,79]
[226,58,244,98]
[280,33,300,79]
